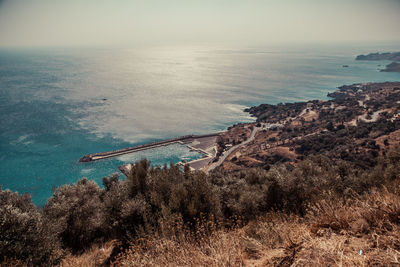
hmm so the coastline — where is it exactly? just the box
[96,81,400,176]
[4,46,400,207]
[214,81,400,172]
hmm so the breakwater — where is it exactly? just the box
[79,133,220,162]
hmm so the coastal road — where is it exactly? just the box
[206,126,261,173]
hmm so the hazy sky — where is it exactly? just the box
[0,0,399,47]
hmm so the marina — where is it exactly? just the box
[80,133,221,170]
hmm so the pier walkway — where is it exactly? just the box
[79,133,220,162]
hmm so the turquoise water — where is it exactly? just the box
[1,43,400,206]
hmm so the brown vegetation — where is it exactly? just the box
[61,185,400,266]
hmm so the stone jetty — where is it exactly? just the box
[79,133,220,162]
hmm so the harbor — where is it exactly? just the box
[80,133,221,170]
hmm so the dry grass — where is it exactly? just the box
[114,187,400,267]
[61,186,400,267]
[112,219,245,267]
[113,231,245,266]
[59,241,115,267]
[375,129,400,153]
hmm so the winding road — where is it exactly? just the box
[206,126,261,173]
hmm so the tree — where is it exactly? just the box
[43,179,105,253]
[126,159,150,197]
[0,187,59,265]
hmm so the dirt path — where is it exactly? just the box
[348,109,388,126]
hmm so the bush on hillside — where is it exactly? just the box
[102,160,221,246]
[2,147,400,265]
[0,187,59,265]
[43,178,105,253]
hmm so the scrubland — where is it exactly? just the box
[2,147,400,266]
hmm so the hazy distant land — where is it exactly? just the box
[381,62,400,72]
[356,52,400,61]
[356,52,400,73]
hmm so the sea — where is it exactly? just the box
[1,43,400,206]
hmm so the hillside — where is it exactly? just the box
[4,147,398,266]
[217,82,400,171]
[63,185,400,266]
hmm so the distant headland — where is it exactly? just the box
[356,52,400,73]
[356,52,400,61]
[381,62,400,73]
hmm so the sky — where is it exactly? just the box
[0,0,399,47]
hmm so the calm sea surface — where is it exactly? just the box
[1,43,400,205]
